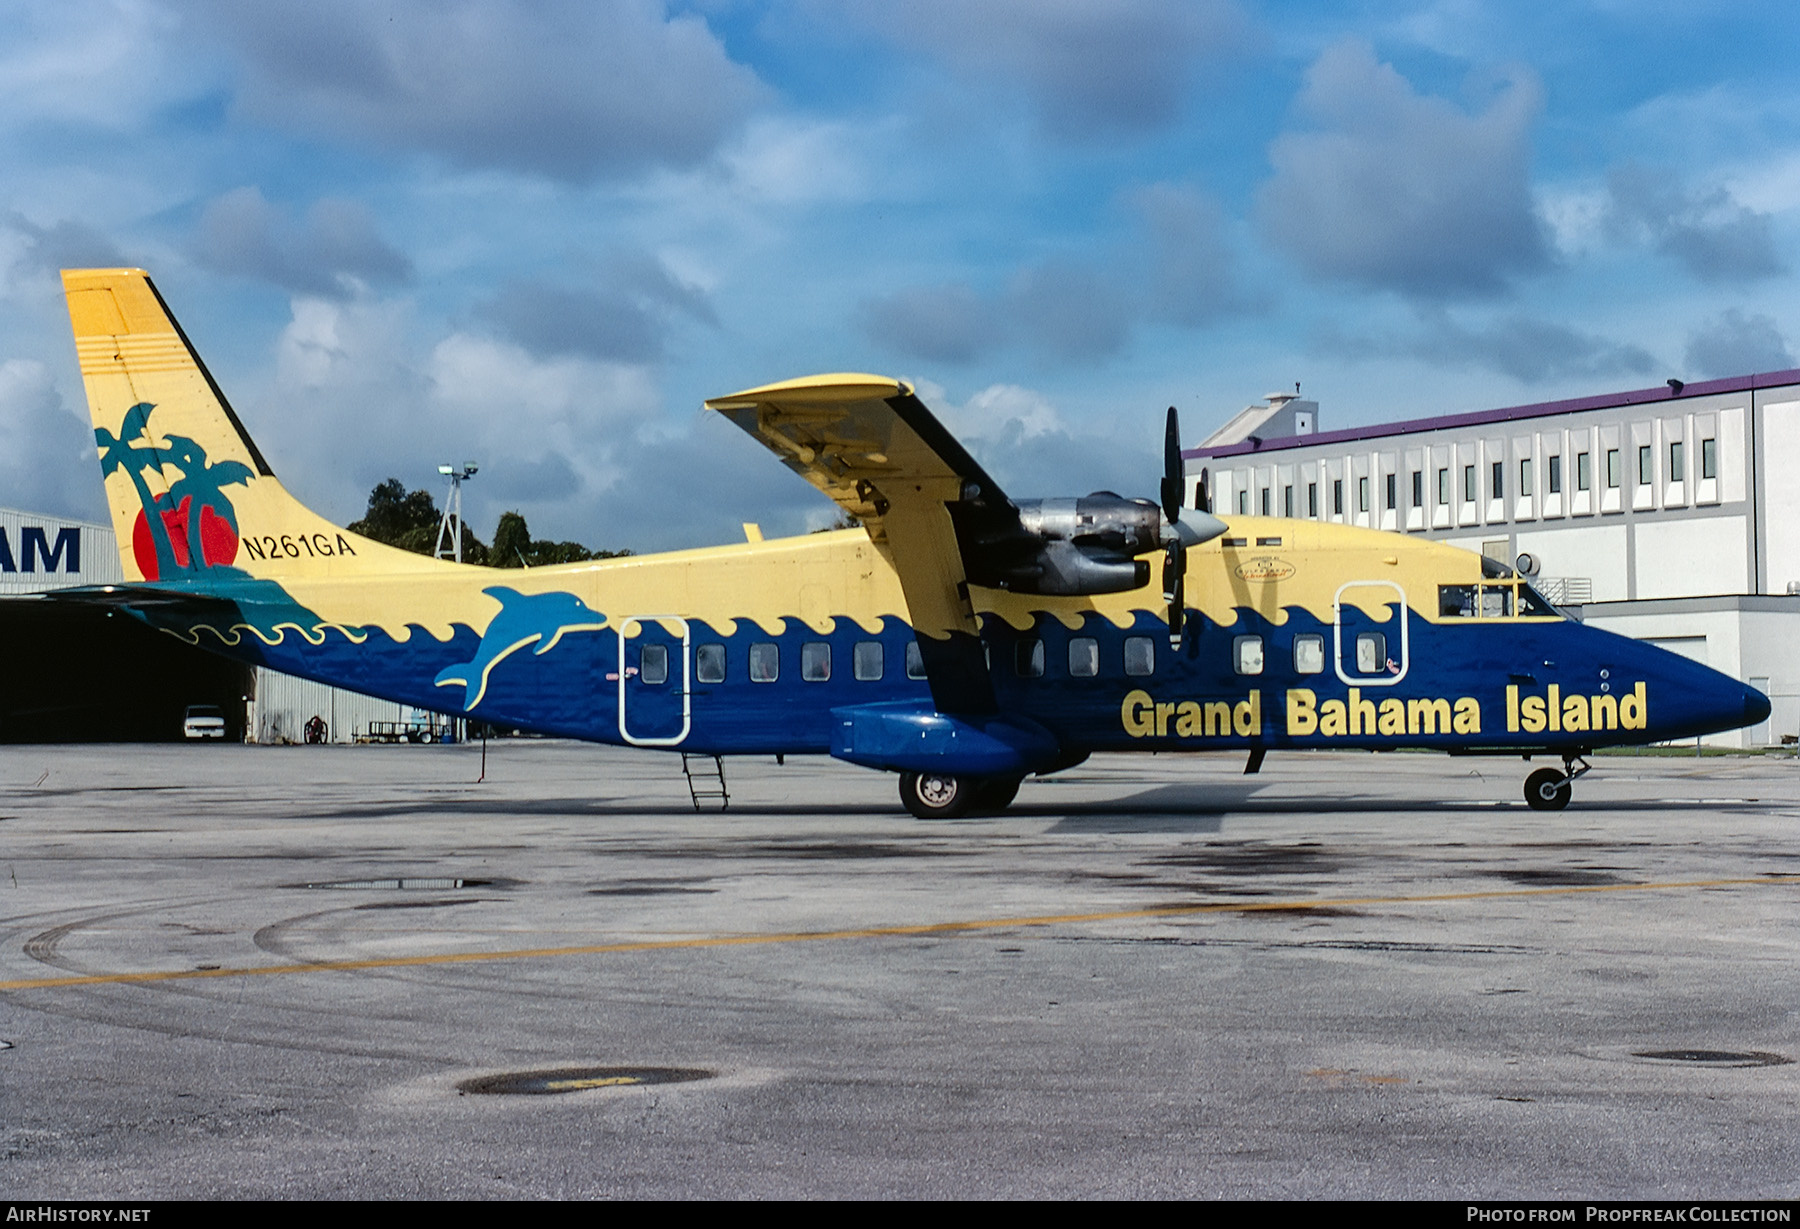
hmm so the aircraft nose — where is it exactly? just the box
[1744,683,1772,728]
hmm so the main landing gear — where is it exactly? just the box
[898,771,1022,819]
[1523,755,1591,811]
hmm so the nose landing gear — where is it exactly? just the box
[1524,754,1591,811]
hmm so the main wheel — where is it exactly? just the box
[1524,767,1572,811]
[899,771,975,819]
[974,776,1022,812]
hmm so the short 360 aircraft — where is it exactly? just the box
[58,268,1770,815]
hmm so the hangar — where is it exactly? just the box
[0,506,435,743]
[1186,369,1800,747]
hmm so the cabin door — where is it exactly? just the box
[616,615,691,746]
[1332,580,1410,687]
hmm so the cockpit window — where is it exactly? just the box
[1439,580,1563,620]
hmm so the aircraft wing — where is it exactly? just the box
[706,374,1024,712]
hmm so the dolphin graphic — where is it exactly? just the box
[434,586,607,710]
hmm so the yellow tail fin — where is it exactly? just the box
[64,268,448,583]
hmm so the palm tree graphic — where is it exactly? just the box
[96,401,252,578]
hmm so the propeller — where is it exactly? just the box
[1158,406,1226,650]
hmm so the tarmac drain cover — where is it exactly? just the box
[458,1066,714,1095]
[1633,1049,1791,1067]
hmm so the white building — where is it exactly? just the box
[1185,372,1800,747]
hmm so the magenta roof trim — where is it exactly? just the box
[1184,369,1800,461]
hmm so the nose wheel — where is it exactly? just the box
[1523,755,1590,811]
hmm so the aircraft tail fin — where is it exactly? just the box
[63,268,448,584]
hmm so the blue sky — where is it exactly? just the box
[2,0,1797,551]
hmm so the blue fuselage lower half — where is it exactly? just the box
[149,595,1768,760]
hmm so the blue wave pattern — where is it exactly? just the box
[129,582,1757,755]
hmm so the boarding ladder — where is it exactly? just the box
[681,753,730,812]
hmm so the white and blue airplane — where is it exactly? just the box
[58,268,1770,815]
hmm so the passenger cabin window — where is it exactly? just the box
[1233,635,1264,676]
[801,642,830,681]
[695,643,726,684]
[750,642,779,682]
[1293,634,1324,675]
[905,641,926,679]
[1256,536,1282,546]
[1355,632,1386,674]
[1123,636,1154,677]
[639,643,669,685]
[1015,639,1045,678]
[853,641,883,681]
[1068,638,1099,678]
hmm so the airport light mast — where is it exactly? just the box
[435,462,479,562]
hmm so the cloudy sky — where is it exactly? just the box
[2,1,1797,551]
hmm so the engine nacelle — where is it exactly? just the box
[966,493,1160,596]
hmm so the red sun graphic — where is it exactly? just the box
[131,497,239,580]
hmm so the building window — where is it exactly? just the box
[853,641,883,681]
[1491,460,1504,501]
[1411,471,1423,508]
[801,642,831,681]
[1669,440,1684,479]
[1384,473,1396,511]
[696,643,726,683]
[1519,458,1532,497]
[1233,635,1264,675]
[1701,438,1716,480]
[1437,468,1449,505]
[1606,448,1620,488]
[1068,637,1099,678]
[1307,482,1318,517]
[1464,465,1476,502]
[1237,489,1249,515]
[1014,639,1044,678]
[1260,488,1271,516]
[1332,479,1343,515]
[1547,455,1562,495]
[1637,444,1652,485]
[1123,636,1155,677]
[1283,485,1294,517]
[750,642,780,682]
[1576,452,1590,491]
[1358,476,1369,512]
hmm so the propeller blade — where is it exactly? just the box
[1163,540,1186,649]
[1160,405,1183,524]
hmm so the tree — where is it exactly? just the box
[350,478,489,563]
[488,510,627,567]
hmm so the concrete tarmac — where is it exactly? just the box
[0,741,1796,1199]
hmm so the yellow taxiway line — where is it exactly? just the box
[3,874,1796,992]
